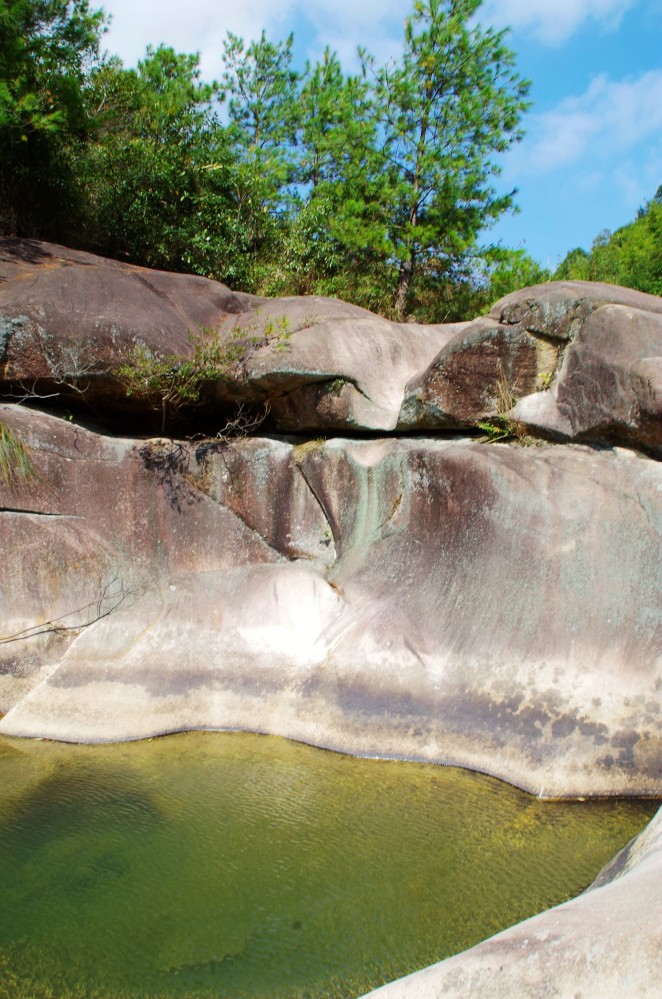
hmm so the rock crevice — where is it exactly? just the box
[2,240,662,999]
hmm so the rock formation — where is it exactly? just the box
[1,237,661,997]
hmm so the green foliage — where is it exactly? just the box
[0,421,34,485]
[554,191,662,297]
[360,0,531,319]
[79,48,245,277]
[218,30,300,289]
[2,0,533,320]
[554,246,590,281]
[118,318,290,433]
[470,247,551,313]
[221,30,298,165]
[0,0,106,236]
[476,419,511,442]
[118,326,243,434]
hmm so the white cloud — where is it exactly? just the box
[101,0,299,77]
[613,154,662,212]
[297,0,404,68]
[514,70,662,173]
[100,0,406,77]
[479,0,639,44]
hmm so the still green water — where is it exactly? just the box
[0,731,657,999]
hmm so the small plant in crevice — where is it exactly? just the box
[0,421,34,487]
[257,314,292,352]
[476,411,534,445]
[137,404,269,512]
[118,319,288,434]
[476,419,515,443]
[476,367,534,446]
[301,311,322,330]
[118,327,240,435]
[537,370,554,392]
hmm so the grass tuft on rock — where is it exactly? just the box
[0,422,34,487]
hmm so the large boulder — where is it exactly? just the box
[2,405,661,798]
[397,316,549,429]
[2,247,662,998]
[0,238,454,433]
[0,237,260,420]
[215,298,460,432]
[4,241,662,448]
[514,301,662,451]
[399,281,662,453]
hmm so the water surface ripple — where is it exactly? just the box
[0,731,657,998]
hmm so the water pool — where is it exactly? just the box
[0,730,657,999]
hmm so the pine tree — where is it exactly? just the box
[361,0,530,319]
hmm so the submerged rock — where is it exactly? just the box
[361,802,662,999]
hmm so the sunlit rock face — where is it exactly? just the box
[2,239,662,999]
[3,240,661,448]
[400,281,662,453]
[0,238,454,433]
[1,407,661,798]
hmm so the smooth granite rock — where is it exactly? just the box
[2,246,662,999]
[0,237,260,421]
[2,404,661,798]
[0,238,454,433]
[218,300,459,432]
[514,302,662,452]
[399,281,662,454]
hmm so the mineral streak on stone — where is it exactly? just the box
[1,239,662,999]
[1,406,660,799]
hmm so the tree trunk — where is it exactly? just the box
[394,252,415,322]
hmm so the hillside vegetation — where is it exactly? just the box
[554,187,662,297]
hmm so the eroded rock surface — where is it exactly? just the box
[2,243,662,998]
[219,302,459,432]
[0,239,454,433]
[0,238,261,420]
[1,405,661,798]
[3,241,662,449]
[400,281,662,454]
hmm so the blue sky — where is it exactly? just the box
[100,0,662,270]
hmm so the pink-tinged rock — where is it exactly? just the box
[0,404,293,708]
[514,303,662,451]
[0,238,259,361]
[360,803,662,999]
[217,299,460,432]
[397,318,542,428]
[491,279,662,330]
[0,237,261,419]
[400,281,662,451]
[0,239,457,433]
[2,408,661,798]
[294,438,662,796]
